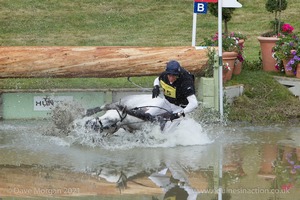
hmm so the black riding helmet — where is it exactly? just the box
[165,60,181,75]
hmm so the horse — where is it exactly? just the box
[82,94,185,135]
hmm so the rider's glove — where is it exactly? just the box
[152,85,160,98]
[170,111,185,121]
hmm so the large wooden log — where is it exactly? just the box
[0,46,209,78]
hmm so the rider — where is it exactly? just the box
[152,60,198,121]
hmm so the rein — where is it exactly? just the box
[115,106,128,122]
[132,105,173,114]
[113,105,172,126]
[96,104,173,134]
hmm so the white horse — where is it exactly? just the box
[83,94,185,135]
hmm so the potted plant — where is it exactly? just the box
[204,47,217,78]
[273,29,300,77]
[230,32,247,75]
[202,32,241,52]
[201,33,242,80]
[290,49,300,78]
[258,0,288,72]
[207,3,246,75]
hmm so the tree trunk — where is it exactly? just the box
[0,46,209,78]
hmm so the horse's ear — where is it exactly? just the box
[121,106,127,117]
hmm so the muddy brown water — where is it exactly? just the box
[0,119,300,200]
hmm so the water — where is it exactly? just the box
[0,119,300,200]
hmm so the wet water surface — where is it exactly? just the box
[0,119,300,200]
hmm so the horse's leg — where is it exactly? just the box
[126,108,157,122]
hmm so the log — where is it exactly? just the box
[0,46,209,78]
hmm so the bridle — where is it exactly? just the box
[95,105,172,134]
[95,106,128,134]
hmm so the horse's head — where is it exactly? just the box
[85,104,130,134]
[85,100,171,134]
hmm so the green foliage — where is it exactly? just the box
[208,3,236,34]
[230,32,247,40]
[265,0,287,13]
[203,48,217,77]
[264,0,288,35]
[242,59,262,71]
[201,33,241,52]
[0,77,155,90]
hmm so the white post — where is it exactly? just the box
[218,143,223,200]
[218,0,224,121]
[218,0,242,120]
[192,13,197,47]
[218,2,224,199]
[217,1,242,199]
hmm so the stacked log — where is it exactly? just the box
[0,46,208,78]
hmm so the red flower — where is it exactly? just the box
[281,183,293,191]
[282,24,294,34]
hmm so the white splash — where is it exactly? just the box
[160,118,212,147]
[67,117,212,150]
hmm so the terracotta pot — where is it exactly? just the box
[233,39,245,75]
[296,63,300,78]
[223,51,238,81]
[257,36,279,72]
[233,60,242,75]
[223,68,233,82]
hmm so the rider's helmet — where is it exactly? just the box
[163,185,189,200]
[165,60,181,75]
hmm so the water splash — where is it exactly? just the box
[66,117,213,150]
[47,96,213,149]
[50,101,85,134]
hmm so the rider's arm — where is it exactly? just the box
[170,95,198,121]
[182,94,198,114]
[153,77,160,86]
[152,77,161,98]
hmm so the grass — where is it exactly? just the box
[0,77,154,90]
[227,69,300,124]
[1,0,300,124]
[1,0,300,60]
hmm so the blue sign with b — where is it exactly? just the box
[194,2,208,14]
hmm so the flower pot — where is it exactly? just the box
[296,64,300,79]
[223,51,238,81]
[283,58,296,77]
[233,60,242,75]
[257,36,279,72]
[233,39,245,75]
[223,68,233,82]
